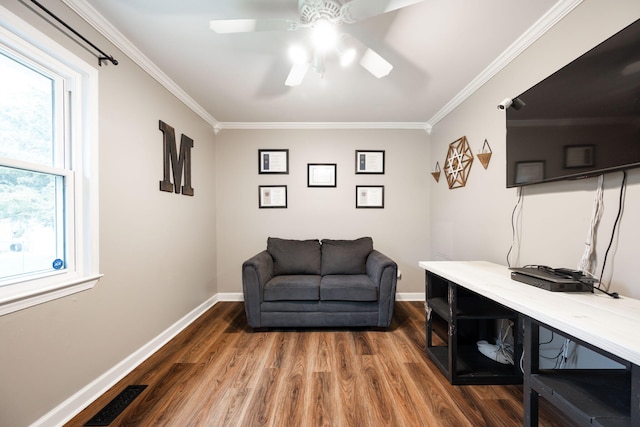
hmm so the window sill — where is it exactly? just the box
[0,274,103,316]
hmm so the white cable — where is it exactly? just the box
[562,342,568,368]
[497,322,514,365]
[578,175,604,275]
[507,187,524,267]
[563,177,604,371]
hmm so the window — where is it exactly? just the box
[0,7,100,316]
[0,51,66,282]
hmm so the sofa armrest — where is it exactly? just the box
[366,250,398,327]
[242,250,274,328]
[366,250,397,287]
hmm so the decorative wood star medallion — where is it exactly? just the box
[444,136,474,189]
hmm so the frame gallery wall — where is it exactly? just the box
[257,149,387,209]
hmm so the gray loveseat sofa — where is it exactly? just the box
[242,237,398,329]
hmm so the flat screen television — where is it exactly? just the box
[506,18,640,187]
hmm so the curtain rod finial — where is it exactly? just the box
[98,56,118,66]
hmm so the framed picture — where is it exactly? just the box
[356,185,384,208]
[355,150,385,174]
[259,149,289,174]
[259,185,287,208]
[515,161,545,185]
[564,145,595,168]
[307,163,336,187]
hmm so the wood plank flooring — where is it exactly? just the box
[65,302,572,426]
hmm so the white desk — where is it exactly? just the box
[419,261,640,365]
[419,260,640,426]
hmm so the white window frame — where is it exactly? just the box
[0,6,101,316]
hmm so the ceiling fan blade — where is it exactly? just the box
[285,63,309,86]
[209,19,297,34]
[359,47,393,78]
[342,0,424,22]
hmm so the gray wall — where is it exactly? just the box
[430,0,640,299]
[0,2,217,426]
[215,128,430,296]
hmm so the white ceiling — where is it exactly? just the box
[65,0,571,129]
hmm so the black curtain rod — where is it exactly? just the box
[30,0,118,66]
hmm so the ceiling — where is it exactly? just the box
[64,0,570,129]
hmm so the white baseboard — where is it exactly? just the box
[33,294,220,427]
[216,292,425,301]
[217,292,424,301]
[218,292,244,301]
[34,291,424,426]
[217,292,425,301]
[396,292,425,301]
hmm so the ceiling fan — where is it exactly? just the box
[209,0,424,86]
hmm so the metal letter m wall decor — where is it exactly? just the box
[159,120,194,196]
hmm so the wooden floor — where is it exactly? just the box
[66,302,571,426]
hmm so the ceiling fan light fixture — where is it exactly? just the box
[339,47,357,67]
[360,48,393,78]
[288,45,309,64]
[285,62,309,86]
[311,19,338,52]
[210,0,414,86]
[312,50,327,77]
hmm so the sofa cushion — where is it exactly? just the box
[264,275,321,301]
[320,237,373,275]
[267,237,321,275]
[320,275,378,302]
[261,301,378,312]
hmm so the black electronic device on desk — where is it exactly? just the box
[510,266,595,292]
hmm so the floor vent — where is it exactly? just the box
[84,385,147,426]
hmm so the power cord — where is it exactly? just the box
[597,171,627,295]
[596,287,620,299]
[497,321,514,365]
[506,186,523,268]
[477,320,515,365]
[578,175,604,274]
[507,171,626,299]
[571,269,620,298]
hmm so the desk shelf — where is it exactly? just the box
[531,370,630,425]
[524,317,639,426]
[419,261,640,426]
[429,296,517,320]
[429,344,522,383]
[425,271,522,385]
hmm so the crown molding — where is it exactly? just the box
[61,0,220,131]
[62,0,580,133]
[60,0,431,133]
[218,121,432,133]
[426,0,583,128]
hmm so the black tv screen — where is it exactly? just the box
[506,18,640,187]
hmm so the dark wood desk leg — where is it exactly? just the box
[425,272,432,350]
[632,363,640,426]
[523,315,539,426]
[447,282,457,383]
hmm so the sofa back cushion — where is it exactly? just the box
[321,237,373,275]
[267,237,321,275]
